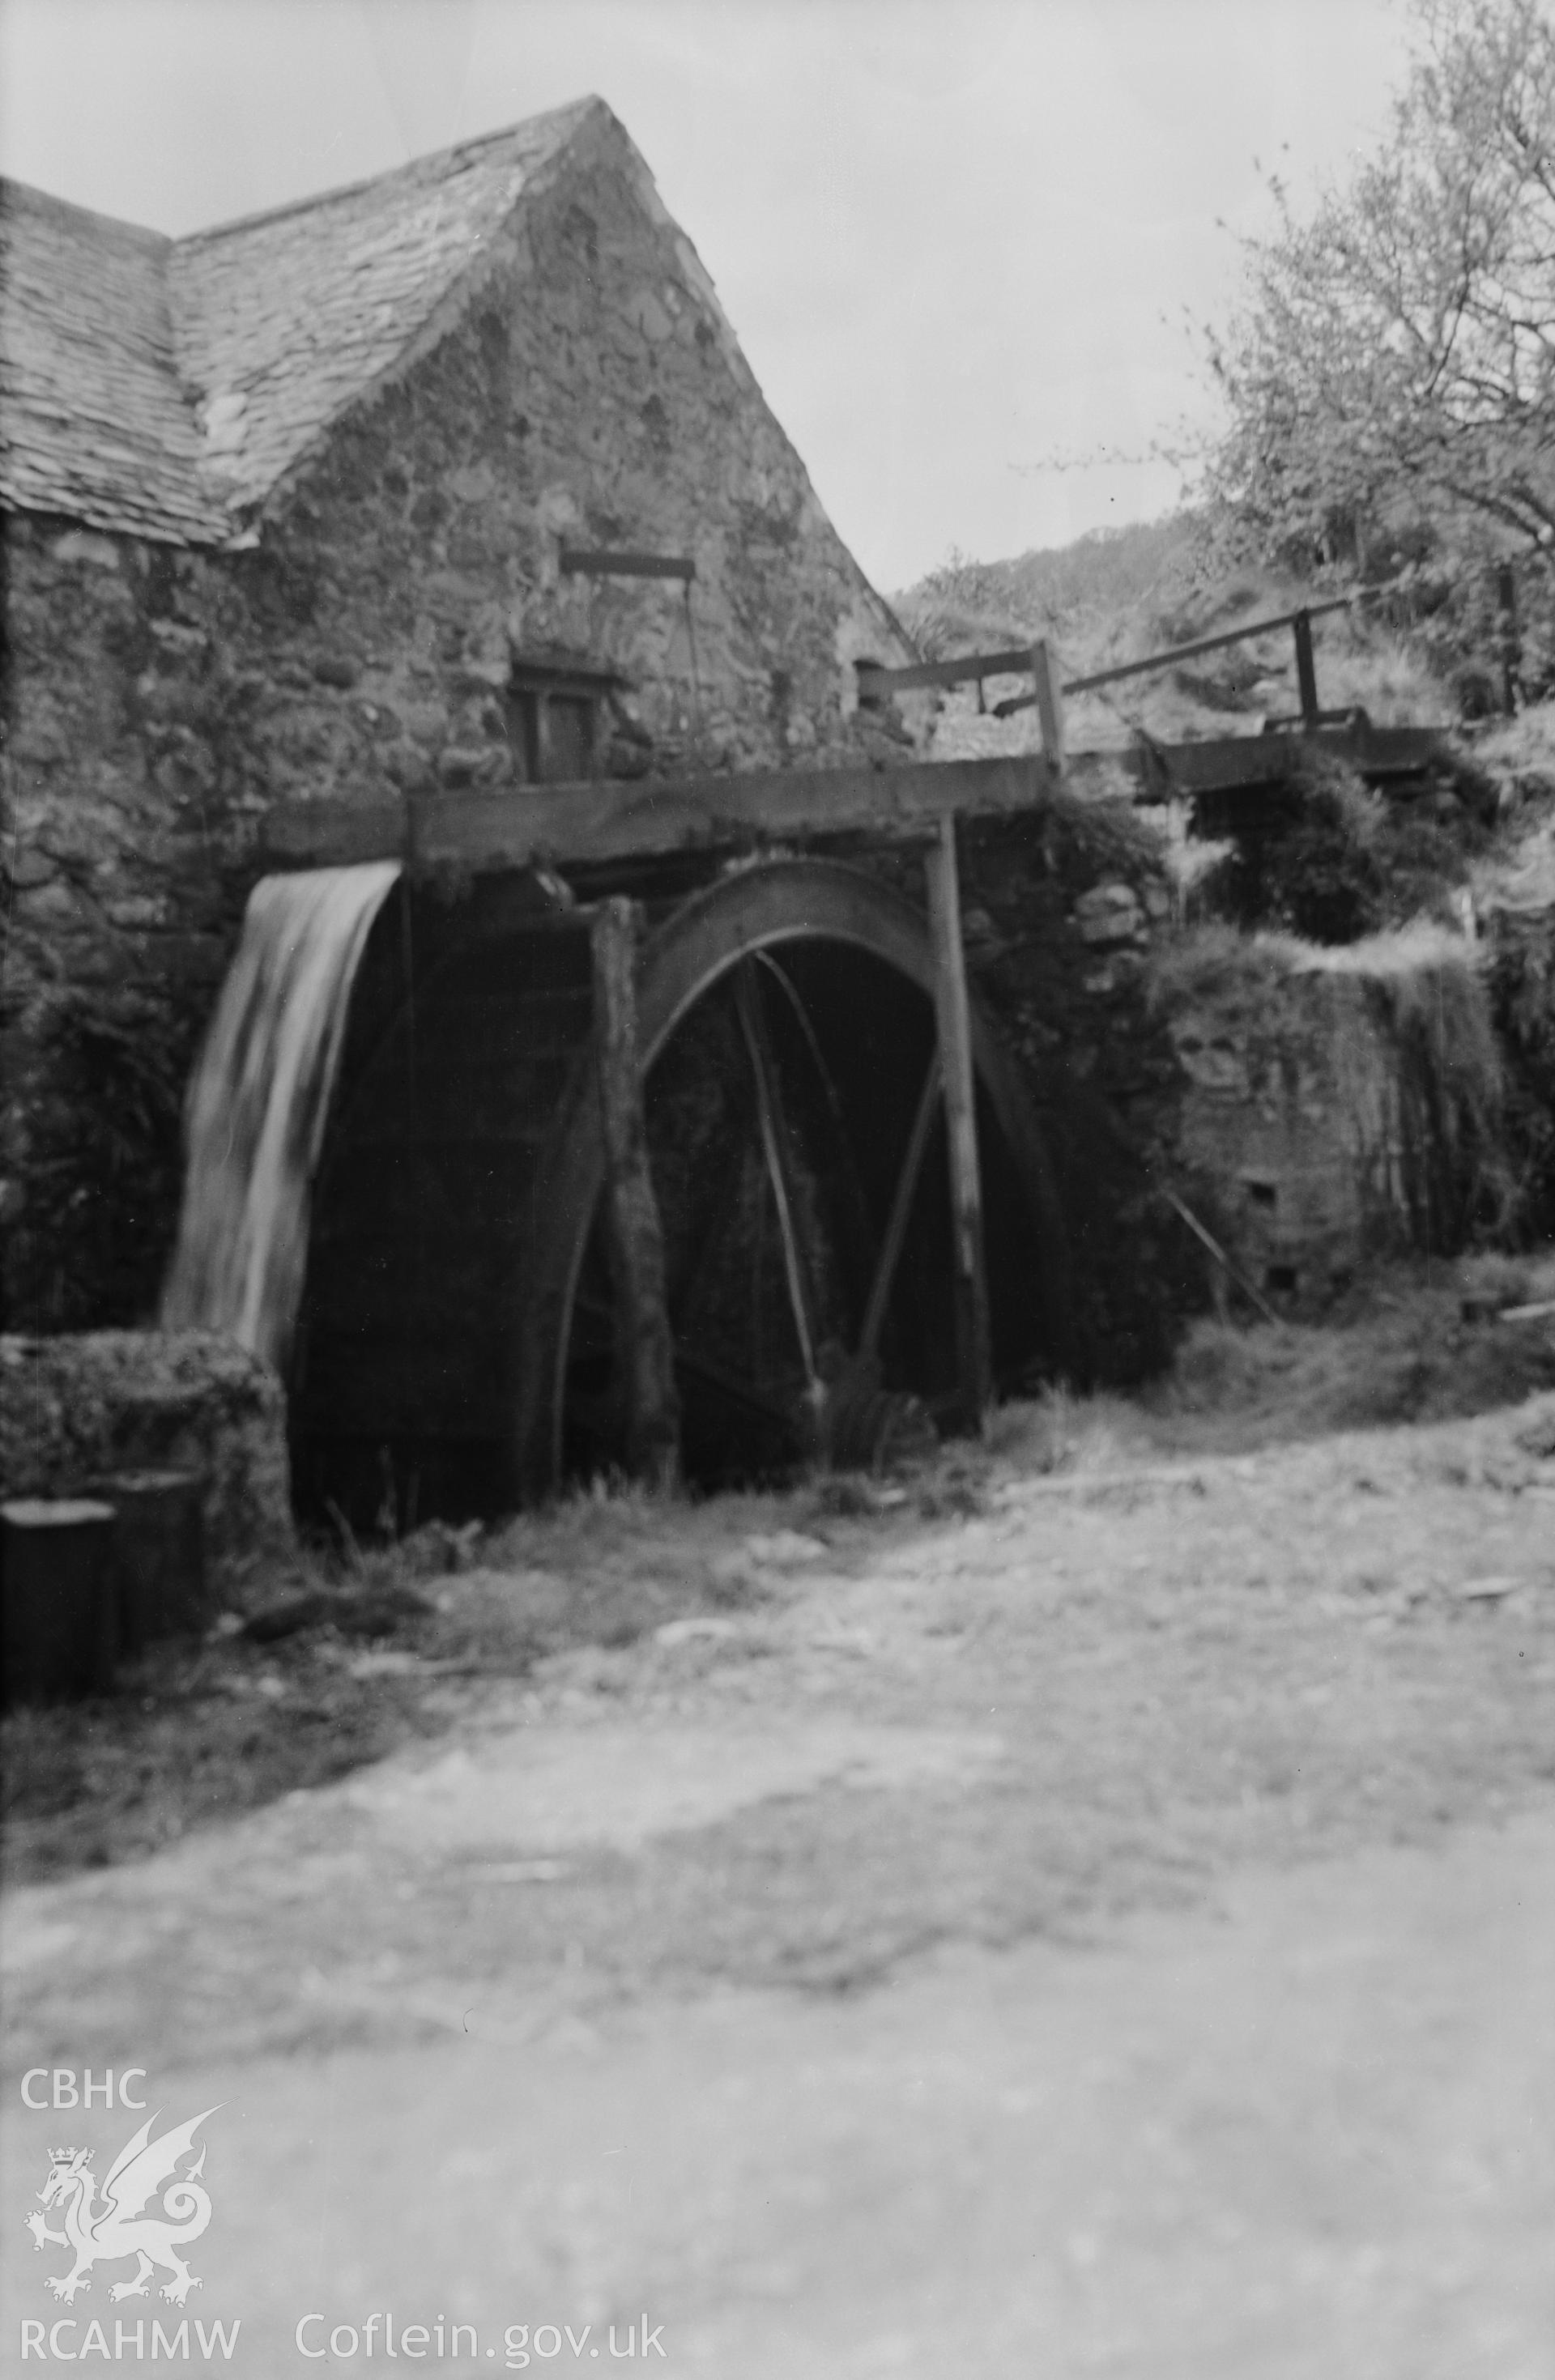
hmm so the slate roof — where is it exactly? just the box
[0,180,220,541]
[0,98,603,546]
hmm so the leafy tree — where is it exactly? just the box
[1207,0,1555,585]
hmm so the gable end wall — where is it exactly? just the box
[0,136,916,1327]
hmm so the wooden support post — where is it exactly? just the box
[1497,562,1521,715]
[924,818,991,1428]
[591,897,680,1488]
[1030,639,1065,768]
[1292,610,1320,727]
[860,1050,940,1363]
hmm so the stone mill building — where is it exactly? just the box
[4,98,1326,1518]
[1,100,918,1332]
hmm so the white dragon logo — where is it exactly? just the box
[25,2107,220,2306]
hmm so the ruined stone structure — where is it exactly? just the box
[1,101,915,1331]
[1165,937,1502,1306]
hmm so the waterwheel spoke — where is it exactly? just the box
[859,1050,942,1362]
[753,951,877,1311]
[731,960,819,1387]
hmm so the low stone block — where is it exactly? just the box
[0,1331,295,1592]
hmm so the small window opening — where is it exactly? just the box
[505,655,630,786]
[854,657,886,712]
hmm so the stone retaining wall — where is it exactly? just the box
[1157,932,1503,1308]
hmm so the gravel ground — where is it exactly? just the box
[4,1381,1554,2374]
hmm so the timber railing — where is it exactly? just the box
[854,595,1360,750]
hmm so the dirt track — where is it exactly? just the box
[4,1401,1555,2375]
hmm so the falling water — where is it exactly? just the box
[161,862,403,1367]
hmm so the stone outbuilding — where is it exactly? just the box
[1,99,917,1330]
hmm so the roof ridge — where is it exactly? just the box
[0,93,655,550]
[173,95,604,251]
[0,173,170,248]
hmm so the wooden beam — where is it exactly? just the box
[590,897,680,1488]
[259,756,1041,871]
[262,795,409,866]
[857,647,1038,698]
[1161,1187,1280,1327]
[407,755,1056,874]
[509,662,631,695]
[1497,562,1521,714]
[1030,639,1065,768]
[1066,595,1355,693]
[560,549,695,581]
[924,818,991,1428]
[256,726,1446,876]
[859,1050,941,1363]
[1292,610,1321,727]
[1127,722,1444,798]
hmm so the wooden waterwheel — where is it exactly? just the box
[289,854,1069,1526]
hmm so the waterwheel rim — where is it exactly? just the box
[517,857,1073,1494]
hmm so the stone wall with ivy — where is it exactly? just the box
[848,790,1199,1390]
[957,798,1193,1386]
[1148,926,1509,1312]
[1485,903,1555,1241]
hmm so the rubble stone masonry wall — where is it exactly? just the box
[958,806,1193,1385]
[1,129,913,1330]
[1166,966,1414,1303]
[858,795,1195,1388]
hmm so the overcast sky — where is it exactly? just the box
[0,0,1415,590]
